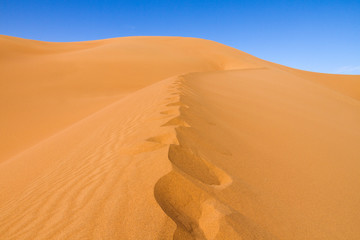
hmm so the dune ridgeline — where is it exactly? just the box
[0,35,360,240]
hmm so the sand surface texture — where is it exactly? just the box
[1,35,360,239]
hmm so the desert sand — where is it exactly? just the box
[0,35,359,239]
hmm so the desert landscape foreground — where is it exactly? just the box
[0,35,360,239]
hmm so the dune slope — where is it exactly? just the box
[0,35,360,239]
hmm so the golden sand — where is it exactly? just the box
[1,35,359,239]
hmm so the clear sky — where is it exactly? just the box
[1,0,359,74]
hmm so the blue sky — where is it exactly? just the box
[1,0,359,74]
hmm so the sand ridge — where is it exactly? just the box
[154,75,274,240]
[1,35,360,239]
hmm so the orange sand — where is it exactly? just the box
[0,35,359,239]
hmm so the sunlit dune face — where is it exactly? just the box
[0,35,359,240]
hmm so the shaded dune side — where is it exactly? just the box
[154,76,276,240]
[273,64,360,101]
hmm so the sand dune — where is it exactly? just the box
[0,35,359,239]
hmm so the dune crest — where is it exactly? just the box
[1,35,360,239]
[154,76,273,240]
